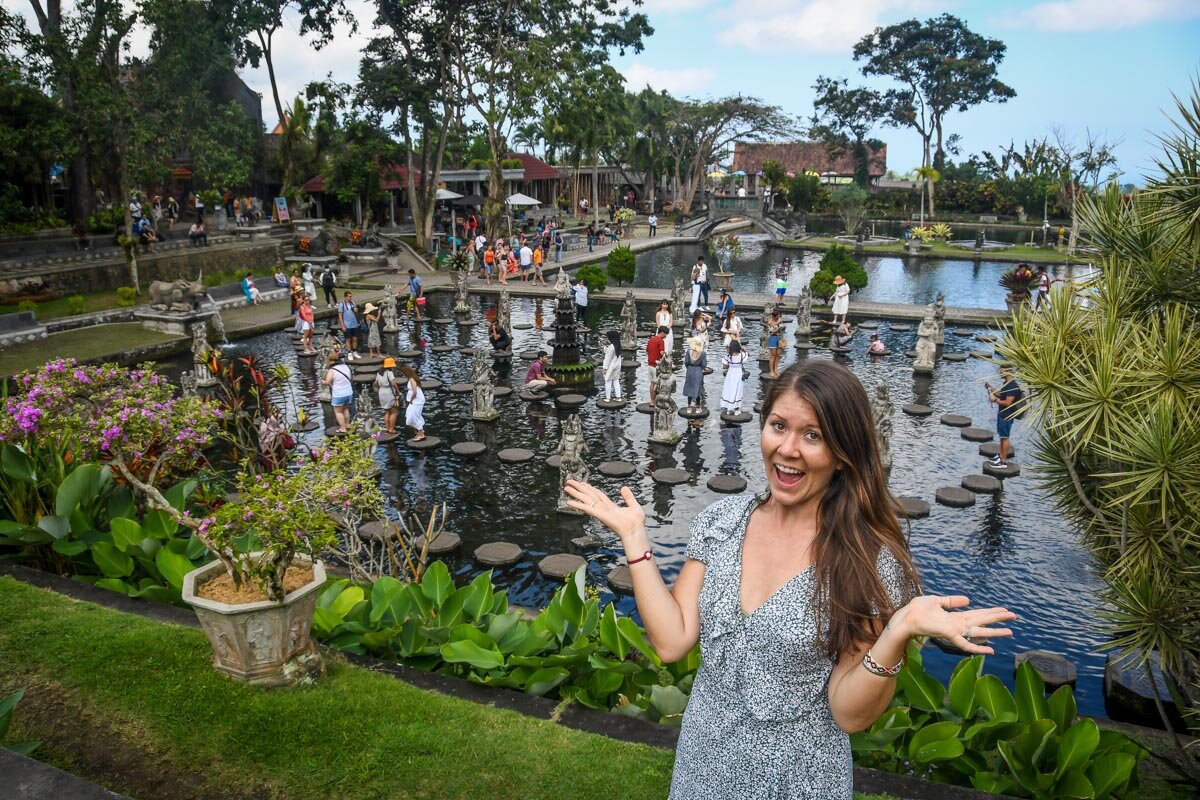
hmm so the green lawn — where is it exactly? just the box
[0,323,180,378]
[783,237,1079,265]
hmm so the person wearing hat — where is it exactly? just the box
[363,301,383,357]
[831,274,850,326]
[375,357,401,434]
[714,288,735,326]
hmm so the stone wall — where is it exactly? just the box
[0,243,283,300]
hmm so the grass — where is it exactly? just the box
[0,323,179,378]
[782,237,1080,265]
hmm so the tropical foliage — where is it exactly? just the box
[606,245,635,285]
[575,264,608,294]
[809,244,868,298]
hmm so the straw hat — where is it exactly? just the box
[833,275,846,285]
[382,357,396,368]
[686,336,704,356]
[363,302,378,314]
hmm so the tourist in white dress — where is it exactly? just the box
[720,308,744,348]
[831,275,850,325]
[400,364,426,441]
[656,301,674,354]
[602,330,623,401]
[720,341,747,413]
[689,263,702,313]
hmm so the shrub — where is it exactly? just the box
[65,295,85,315]
[809,269,835,299]
[606,246,635,285]
[116,287,138,307]
[16,300,36,313]
[820,244,868,291]
[88,207,123,233]
[576,264,607,294]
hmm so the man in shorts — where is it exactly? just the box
[405,269,424,320]
[532,243,545,285]
[337,291,360,359]
[986,364,1023,468]
[519,242,534,282]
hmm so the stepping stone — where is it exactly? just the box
[794,341,816,350]
[869,349,893,356]
[952,330,973,337]
[475,541,523,566]
[451,441,487,457]
[376,432,401,444]
[431,344,457,352]
[982,461,1021,479]
[970,350,993,359]
[753,402,762,413]
[433,318,454,325]
[679,406,710,419]
[617,358,638,370]
[976,334,998,344]
[702,366,714,375]
[651,468,691,485]
[448,383,474,393]
[979,442,1016,457]
[904,350,917,359]
[962,474,1002,494]
[457,319,477,327]
[459,347,479,356]
[707,474,747,494]
[935,486,976,508]
[897,496,930,519]
[940,414,971,427]
[491,350,513,359]
[961,427,994,442]
[352,374,376,384]
[356,355,384,365]
[519,351,539,360]
[720,411,753,424]
[297,350,318,358]
[520,390,550,402]
[408,435,441,450]
[498,447,534,463]
[353,363,381,373]
[325,427,348,437]
[943,352,968,362]
[829,345,852,354]
[513,323,532,330]
[539,553,586,579]
[555,393,586,407]
[415,531,462,555]
[597,398,626,409]
[356,520,389,541]
[292,419,320,432]
[572,534,603,550]
[636,402,654,414]
[598,461,636,478]
[1015,651,1078,690]
[545,454,561,469]
[860,322,879,329]
[397,349,423,358]
[902,404,933,417]
[607,565,634,594]
[889,324,911,332]
[420,379,443,391]
[492,386,513,398]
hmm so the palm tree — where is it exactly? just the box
[914,165,940,223]
[278,96,313,201]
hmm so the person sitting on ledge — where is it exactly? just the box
[489,319,511,353]
[188,219,208,247]
[72,221,90,251]
[274,268,289,288]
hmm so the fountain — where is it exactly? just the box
[208,302,229,346]
[872,382,894,474]
[620,291,638,351]
[556,414,590,514]
[546,272,595,389]
[913,310,938,375]
[134,275,216,335]
[191,323,218,388]
[470,352,499,421]
[648,354,680,446]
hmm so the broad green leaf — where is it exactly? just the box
[971,773,1023,796]
[110,518,143,552]
[1,445,35,483]
[912,737,965,763]
[1012,717,1057,770]
[486,610,523,646]
[896,659,945,712]
[91,542,134,577]
[616,616,662,667]
[1056,718,1100,777]
[1055,769,1095,798]
[130,585,177,603]
[648,684,688,722]
[318,579,351,609]
[155,547,195,590]
[525,667,570,696]
[587,667,625,700]
[907,720,960,760]
[598,604,629,660]
[975,674,1017,719]
[1047,684,1078,733]
[420,560,453,606]
[369,576,411,626]
[463,570,495,622]
[163,479,198,511]
[55,463,102,516]
[441,639,505,670]
[141,509,177,540]
[1014,660,1051,724]
[557,566,587,628]
[435,586,468,629]
[6,741,39,756]
[328,585,365,621]
[947,655,983,718]
[36,515,70,540]
[0,688,25,729]
[312,607,343,636]
[94,577,135,595]
[998,739,1040,791]
[51,538,88,556]
[448,623,495,648]
[1087,752,1136,799]
[106,487,134,521]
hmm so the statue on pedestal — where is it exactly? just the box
[670,277,687,326]
[556,414,590,514]
[191,323,217,387]
[932,292,946,347]
[872,382,893,473]
[913,310,937,374]
[649,355,680,445]
[620,291,638,351]
[497,289,511,334]
[555,268,572,299]
[470,352,498,421]
[380,286,399,333]
[453,269,470,315]
[796,284,812,339]
[974,229,985,250]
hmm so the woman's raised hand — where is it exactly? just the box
[564,480,646,545]
[893,595,1017,655]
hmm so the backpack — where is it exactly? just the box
[320,269,335,288]
[1011,387,1030,419]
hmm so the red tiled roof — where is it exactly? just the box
[302,165,418,193]
[732,141,887,177]
[508,152,560,181]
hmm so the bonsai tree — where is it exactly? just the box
[606,246,635,285]
[706,233,743,272]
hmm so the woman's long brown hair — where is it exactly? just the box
[760,361,921,661]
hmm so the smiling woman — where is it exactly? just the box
[564,361,1017,799]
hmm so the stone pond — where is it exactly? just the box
[162,292,1108,716]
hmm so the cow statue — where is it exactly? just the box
[149,274,207,313]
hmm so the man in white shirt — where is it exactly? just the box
[697,256,710,307]
[129,196,143,221]
[574,278,588,322]
[475,233,487,254]
[518,243,534,282]
[647,213,658,237]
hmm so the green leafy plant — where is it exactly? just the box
[606,246,635,285]
[614,207,636,224]
[820,244,868,290]
[0,688,39,756]
[16,300,36,313]
[65,295,85,315]
[809,270,835,299]
[910,226,934,242]
[116,287,138,306]
[198,189,223,211]
[88,207,123,233]
[999,266,1038,297]
[576,264,608,293]
[929,222,953,239]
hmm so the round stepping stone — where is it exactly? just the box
[952,329,973,337]
[420,379,442,391]
[979,442,1016,458]
[621,359,639,369]
[456,319,476,327]
[982,461,1021,479]
[962,474,1002,494]
[607,565,633,594]
[492,386,513,398]
[599,461,636,478]
[753,402,762,413]
[513,323,532,330]
[520,390,550,402]
[679,406,710,419]
[943,352,968,362]
[720,411,753,424]
[408,435,441,450]
[829,345,852,354]
[356,355,384,365]
[376,432,401,444]
[1015,651,1078,689]
[545,454,561,469]
[902,404,933,417]
[297,350,318,358]
[459,347,479,356]
[636,402,654,414]
[431,344,457,353]
[935,486,976,508]
[897,496,930,519]
[491,350,513,359]
[794,341,816,350]
[555,393,586,407]
[357,520,389,541]
[976,334,998,344]
[940,414,971,427]
[325,427,348,437]
[889,324,911,332]
[970,350,993,359]
[498,447,534,463]
[397,349,423,358]
[539,553,586,579]
[519,351,539,361]
[707,474,747,494]
[860,321,879,329]
[596,398,626,409]
[572,535,602,550]
[448,383,474,393]
[869,349,893,356]
[352,374,375,384]
[415,531,462,555]
[904,350,918,359]
[433,318,454,325]
[353,363,381,374]
[475,541,523,566]
[451,441,487,457]
[961,427,994,442]
[651,468,691,485]
[292,419,320,432]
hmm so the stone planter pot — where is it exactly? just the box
[1005,293,1031,315]
[182,554,326,687]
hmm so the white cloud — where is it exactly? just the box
[622,62,719,95]
[998,0,1199,32]
[713,0,937,53]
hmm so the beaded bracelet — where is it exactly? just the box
[861,649,903,677]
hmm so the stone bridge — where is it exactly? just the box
[675,197,805,240]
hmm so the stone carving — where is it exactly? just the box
[497,289,511,335]
[470,351,498,421]
[355,390,376,427]
[149,276,207,313]
[380,287,398,333]
[913,310,937,374]
[191,323,217,387]
[358,223,383,249]
[295,228,339,257]
[453,268,470,315]
[796,284,812,339]
[209,307,228,345]
[620,290,638,350]
[933,291,946,347]
[179,370,197,397]
[975,229,986,250]
[872,382,894,473]
[670,277,687,326]
[649,354,680,445]
[554,268,572,299]
[556,414,590,514]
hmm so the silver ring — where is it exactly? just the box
[964,626,973,639]
[590,500,598,508]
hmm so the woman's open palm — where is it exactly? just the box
[901,595,1017,655]
[563,480,645,543]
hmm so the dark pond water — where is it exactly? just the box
[632,234,1098,310]
[168,292,1108,716]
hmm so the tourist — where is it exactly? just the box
[868,333,887,354]
[574,277,589,322]
[375,357,401,435]
[690,309,711,348]
[298,296,315,352]
[578,196,589,219]
[524,351,557,392]
[505,247,518,279]
[647,326,668,405]
[532,243,546,285]
[289,269,305,325]
[831,275,850,326]
[405,269,424,320]
[690,260,703,314]
[682,337,707,425]
[399,363,425,441]
[483,244,496,285]
[319,265,337,308]
[586,222,596,253]
[648,213,658,237]
[128,193,143,221]
[832,322,854,348]
[488,319,511,353]
[775,274,787,303]
[602,330,622,402]
[338,291,361,359]
[363,302,383,357]
[986,364,1023,468]
[720,340,748,413]
[274,268,288,289]
[323,354,354,434]
[720,306,743,348]
[655,300,674,354]
[1035,265,1054,311]
[165,195,179,228]
[553,229,564,263]
[136,217,158,252]
[241,272,262,305]
[301,263,317,302]
[519,242,534,281]
[697,256,710,307]
[766,307,784,378]
[563,359,1013,799]
[714,289,735,326]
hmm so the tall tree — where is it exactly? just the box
[622,87,676,212]
[853,13,1015,213]
[1049,127,1120,253]
[809,76,885,189]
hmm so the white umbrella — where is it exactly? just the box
[435,188,463,200]
[435,189,464,252]
[505,192,540,206]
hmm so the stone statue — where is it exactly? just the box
[758,315,771,361]
[191,323,217,387]
[453,269,470,315]
[149,276,207,313]
[209,307,227,345]
[353,393,380,468]
[913,310,937,374]
[620,291,638,350]
[649,354,680,445]
[497,289,511,335]
[670,277,687,326]
[294,228,339,257]
[872,382,894,473]
[316,330,336,402]
[361,223,383,249]
[975,229,985,250]
[179,370,197,398]
[554,268,572,299]
[932,292,946,347]
[556,414,590,514]
[796,284,812,339]
[381,286,398,333]
[470,352,498,421]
